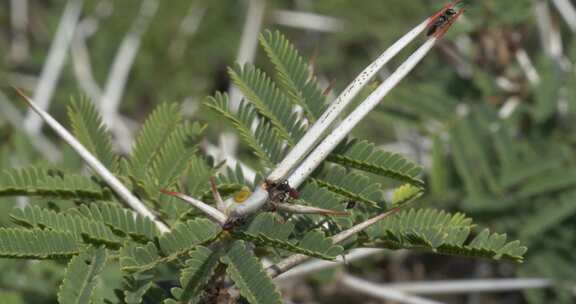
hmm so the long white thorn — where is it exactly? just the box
[268,18,429,182]
[15,88,170,233]
[23,0,84,134]
[267,207,400,277]
[288,39,437,188]
[160,190,227,226]
[366,278,553,295]
[232,18,430,218]
[340,274,445,304]
[275,203,348,216]
[274,248,385,282]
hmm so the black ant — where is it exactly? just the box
[345,200,357,210]
[426,2,464,37]
[265,179,299,203]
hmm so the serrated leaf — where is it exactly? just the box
[11,206,123,249]
[146,122,204,192]
[205,93,284,166]
[392,184,423,206]
[129,103,183,182]
[329,139,424,188]
[222,241,282,304]
[233,213,340,260]
[119,242,163,273]
[0,167,108,200]
[0,228,79,259]
[58,246,107,304]
[78,202,160,241]
[314,166,387,209]
[260,30,327,121]
[159,219,221,256]
[67,97,117,170]
[171,246,222,303]
[229,64,305,144]
[368,209,526,262]
[122,272,156,304]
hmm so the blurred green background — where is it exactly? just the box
[1,0,576,303]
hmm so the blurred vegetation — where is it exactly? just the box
[0,0,575,303]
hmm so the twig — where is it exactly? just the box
[552,0,576,34]
[160,190,227,225]
[23,0,84,134]
[275,248,385,282]
[340,274,445,304]
[535,0,571,70]
[14,88,170,233]
[515,48,541,85]
[71,20,103,102]
[99,0,159,152]
[229,0,267,112]
[272,10,345,33]
[169,1,206,60]
[233,17,431,218]
[9,0,29,63]
[370,278,554,295]
[267,207,400,277]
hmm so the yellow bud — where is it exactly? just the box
[233,186,252,203]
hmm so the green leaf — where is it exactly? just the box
[260,30,327,121]
[0,228,79,259]
[78,202,160,241]
[329,139,424,188]
[129,103,183,182]
[159,219,221,256]
[0,167,109,200]
[234,213,342,260]
[298,230,343,258]
[146,122,204,192]
[314,166,387,209]
[119,242,163,273]
[58,246,107,304]
[122,272,156,304]
[11,206,123,249]
[229,64,305,144]
[392,184,423,206]
[519,192,576,241]
[205,93,284,166]
[368,209,527,262]
[222,241,282,304]
[67,97,117,170]
[171,246,222,303]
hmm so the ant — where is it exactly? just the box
[426,1,464,37]
[265,179,299,203]
[345,200,357,210]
